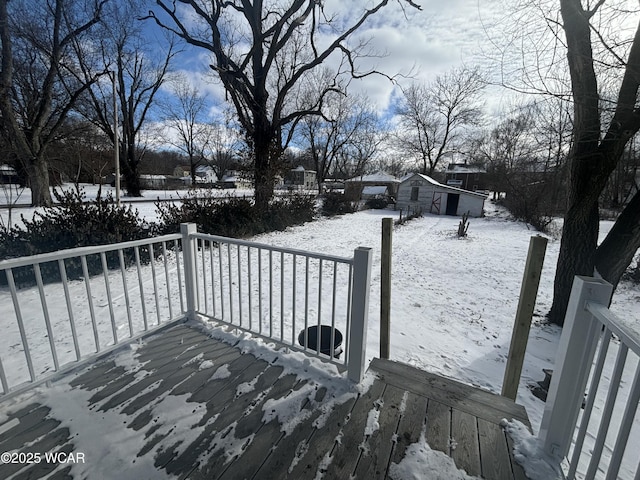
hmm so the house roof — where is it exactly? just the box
[345,171,400,183]
[401,173,488,198]
[446,164,486,174]
[0,164,17,174]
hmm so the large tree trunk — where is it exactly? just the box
[548,200,599,324]
[122,148,141,197]
[27,157,53,207]
[253,140,274,212]
[252,116,276,211]
[595,189,640,289]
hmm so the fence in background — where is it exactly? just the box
[0,224,372,400]
[538,276,640,480]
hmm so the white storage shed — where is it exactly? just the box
[397,173,487,217]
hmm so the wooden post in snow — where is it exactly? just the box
[502,235,548,400]
[380,217,393,359]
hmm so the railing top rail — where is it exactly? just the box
[191,232,354,264]
[0,233,182,270]
[586,301,640,356]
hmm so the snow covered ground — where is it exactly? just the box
[1,185,639,479]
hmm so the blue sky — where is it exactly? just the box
[145,0,510,119]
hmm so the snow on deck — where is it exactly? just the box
[0,321,529,479]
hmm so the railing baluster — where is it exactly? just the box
[134,247,148,331]
[304,256,309,352]
[219,241,225,320]
[316,259,323,356]
[330,262,338,359]
[0,357,8,394]
[118,250,134,337]
[269,250,273,337]
[568,326,611,479]
[292,254,297,346]
[175,239,185,314]
[6,268,36,381]
[209,240,216,317]
[345,265,353,368]
[227,242,233,323]
[162,242,173,320]
[280,251,284,342]
[34,264,59,371]
[238,244,243,327]
[605,361,640,480]
[100,252,118,345]
[585,343,629,479]
[58,259,81,361]
[247,246,252,330]
[258,248,262,335]
[148,243,162,326]
[81,256,100,353]
[201,239,208,314]
[194,239,201,312]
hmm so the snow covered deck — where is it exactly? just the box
[0,321,530,479]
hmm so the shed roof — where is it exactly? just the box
[346,171,400,183]
[401,173,488,198]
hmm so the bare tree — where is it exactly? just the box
[163,74,210,185]
[79,1,175,197]
[395,67,485,176]
[299,90,381,186]
[147,0,421,210]
[546,0,640,324]
[0,0,106,206]
[202,119,242,181]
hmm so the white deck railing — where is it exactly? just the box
[0,233,186,400]
[0,223,372,401]
[180,224,372,383]
[538,276,640,480]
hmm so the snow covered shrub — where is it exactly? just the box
[321,192,358,216]
[365,197,389,209]
[0,188,151,286]
[155,192,315,237]
[264,194,316,231]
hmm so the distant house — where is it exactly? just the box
[344,172,400,200]
[139,175,167,189]
[444,163,487,192]
[397,173,487,217]
[217,170,252,189]
[195,165,217,184]
[0,164,20,185]
[173,165,191,178]
[284,166,318,190]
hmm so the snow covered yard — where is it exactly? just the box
[1,192,639,478]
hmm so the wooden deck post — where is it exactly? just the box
[380,218,393,359]
[181,223,198,321]
[502,235,548,400]
[348,247,372,382]
[538,276,613,458]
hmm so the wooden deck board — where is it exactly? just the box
[0,323,532,480]
[355,383,406,479]
[426,399,451,455]
[451,408,481,476]
[478,417,515,480]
